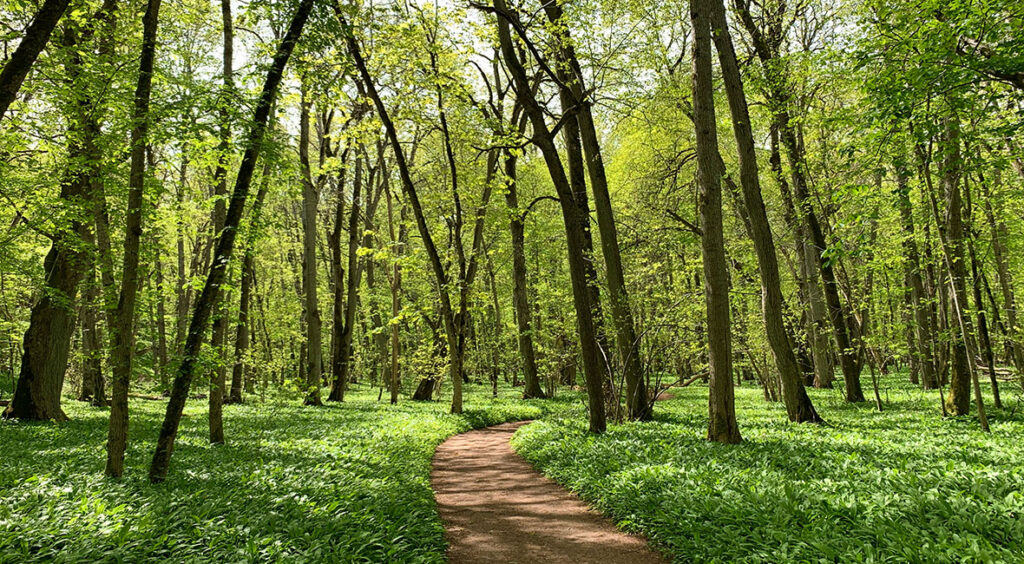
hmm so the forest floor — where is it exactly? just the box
[513,375,1024,562]
[0,381,577,562]
[2,374,1022,562]
[431,420,665,564]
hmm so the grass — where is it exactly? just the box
[511,375,1024,562]
[0,381,580,562]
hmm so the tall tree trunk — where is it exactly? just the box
[328,148,350,392]
[541,3,646,419]
[894,163,937,390]
[504,152,542,398]
[208,0,235,442]
[930,119,985,429]
[155,244,169,390]
[770,128,833,388]
[735,1,864,402]
[105,0,160,477]
[385,183,403,404]
[339,12,466,414]
[148,0,314,482]
[0,0,72,120]
[328,155,364,402]
[691,0,741,443]
[706,0,820,423]
[175,155,189,355]
[980,170,1024,384]
[228,116,275,403]
[299,85,324,406]
[3,17,115,422]
[489,0,606,432]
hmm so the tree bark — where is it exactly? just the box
[299,84,324,406]
[208,0,235,441]
[706,0,820,423]
[328,155,364,402]
[735,0,864,402]
[104,0,160,477]
[541,2,646,419]
[0,0,72,121]
[490,0,606,432]
[894,163,937,390]
[691,0,741,443]
[339,10,465,413]
[148,0,314,482]
[504,152,542,398]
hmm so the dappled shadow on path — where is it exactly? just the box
[431,421,666,564]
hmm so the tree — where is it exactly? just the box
[690,0,741,443]
[0,0,72,121]
[149,0,315,482]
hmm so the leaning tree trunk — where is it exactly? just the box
[491,0,606,432]
[148,0,314,482]
[541,2,645,419]
[339,10,464,413]
[734,3,864,403]
[706,0,820,423]
[0,0,72,121]
[691,0,741,443]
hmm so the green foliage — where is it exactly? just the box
[0,383,577,562]
[512,377,1024,562]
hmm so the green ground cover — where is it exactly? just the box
[512,377,1024,563]
[0,382,578,562]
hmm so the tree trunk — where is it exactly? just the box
[735,1,864,402]
[328,155,364,402]
[385,183,403,404]
[78,265,105,406]
[894,163,937,390]
[148,0,314,482]
[105,0,160,477]
[208,0,235,442]
[691,0,741,443]
[490,0,606,432]
[0,0,72,121]
[541,3,645,419]
[152,244,168,391]
[980,170,1024,385]
[299,84,324,406]
[706,0,820,423]
[339,12,465,413]
[504,152,543,398]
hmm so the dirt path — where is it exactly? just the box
[430,421,666,564]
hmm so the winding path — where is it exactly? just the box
[430,421,666,563]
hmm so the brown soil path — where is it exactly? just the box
[430,421,666,564]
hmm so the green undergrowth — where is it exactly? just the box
[512,376,1024,563]
[1,382,579,562]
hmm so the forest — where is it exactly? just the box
[1,0,1023,560]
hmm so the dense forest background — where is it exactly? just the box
[1,0,1023,558]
